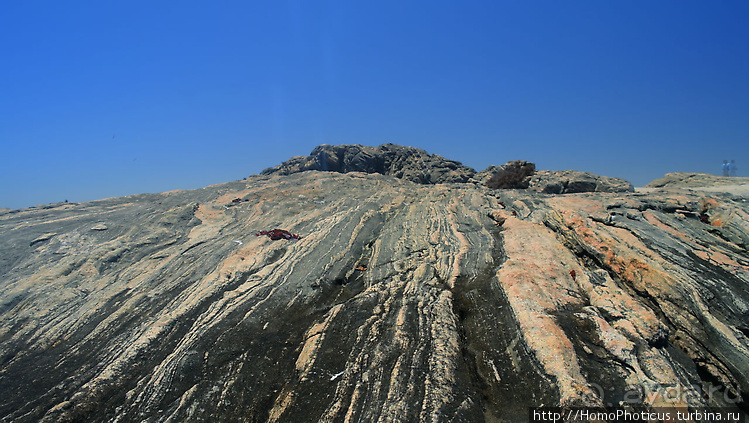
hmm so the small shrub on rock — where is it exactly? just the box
[486,161,536,189]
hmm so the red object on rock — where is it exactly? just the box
[256,229,302,241]
[570,270,577,280]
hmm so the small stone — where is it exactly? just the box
[30,232,57,246]
[91,223,108,231]
[625,210,642,220]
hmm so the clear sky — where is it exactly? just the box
[2,1,748,209]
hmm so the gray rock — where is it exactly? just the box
[261,143,476,184]
[472,164,502,185]
[478,162,634,194]
[29,232,57,246]
[526,170,635,194]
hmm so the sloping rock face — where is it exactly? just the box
[526,170,635,194]
[647,172,749,189]
[260,143,476,184]
[1,172,748,422]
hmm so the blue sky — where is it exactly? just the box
[2,1,748,209]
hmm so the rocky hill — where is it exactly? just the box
[1,147,748,422]
[261,143,476,184]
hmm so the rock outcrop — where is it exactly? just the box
[647,172,749,189]
[1,158,748,421]
[477,161,634,194]
[262,145,634,195]
[261,143,476,184]
[526,170,635,193]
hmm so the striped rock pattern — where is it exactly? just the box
[0,171,747,422]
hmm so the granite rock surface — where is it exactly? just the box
[0,169,748,422]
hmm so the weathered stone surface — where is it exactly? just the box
[260,143,476,184]
[90,223,108,231]
[526,170,635,194]
[477,162,634,194]
[1,168,748,422]
[647,172,749,189]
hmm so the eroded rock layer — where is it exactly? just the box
[0,171,748,422]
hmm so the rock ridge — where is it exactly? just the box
[647,172,749,189]
[260,144,635,194]
[261,143,476,184]
[527,169,635,194]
